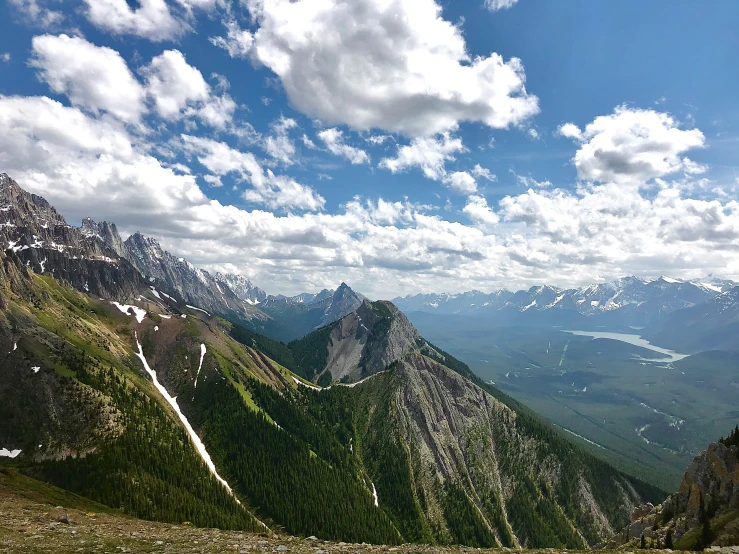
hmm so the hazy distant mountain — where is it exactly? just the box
[393,276,735,328]
[642,286,739,352]
[213,272,268,305]
[258,282,365,341]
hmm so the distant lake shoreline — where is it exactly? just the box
[563,330,690,362]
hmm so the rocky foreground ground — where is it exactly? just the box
[1,468,737,554]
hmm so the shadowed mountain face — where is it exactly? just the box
[0,174,149,300]
[0,172,270,327]
[642,287,739,352]
[256,282,365,342]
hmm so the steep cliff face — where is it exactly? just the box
[351,353,658,548]
[0,174,147,300]
[123,232,267,323]
[214,272,267,304]
[315,300,420,383]
[81,218,128,259]
[320,282,365,327]
[607,440,739,549]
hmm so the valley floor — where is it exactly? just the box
[0,469,721,554]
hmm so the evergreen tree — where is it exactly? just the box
[697,492,713,550]
[665,528,674,549]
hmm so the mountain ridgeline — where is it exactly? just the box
[393,277,737,333]
[0,173,669,548]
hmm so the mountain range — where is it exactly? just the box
[393,276,736,329]
[0,172,672,548]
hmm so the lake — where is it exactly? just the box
[563,330,690,362]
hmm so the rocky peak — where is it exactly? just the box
[319,299,421,383]
[0,174,67,228]
[122,231,267,322]
[213,272,267,305]
[0,174,148,299]
[321,282,364,326]
[81,218,128,258]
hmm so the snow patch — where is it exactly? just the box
[0,448,21,458]
[149,287,162,299]
[186,305,210,316]
[194,344,206,388]
[159,290,175,301]
[292,376,321,391]
[159,314,172,319]
[698,282,722,293]
[154,326,159,332]
[111,302,147,323]
[31,366,40,373]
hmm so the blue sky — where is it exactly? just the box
[1,0,738,296]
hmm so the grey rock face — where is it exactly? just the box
[320,283,364,327]
[214,272,268,305]
[354,352,649,548]
[0,173,147,300]
[123,232,267,322]
[606,442,739,549]
[321,300,419,383]
[81,218,128,259]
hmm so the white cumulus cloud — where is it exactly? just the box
[380,134,466,180]
[318,128,370,165]
[82,0,185,42]
[142,50,235,128]
[263,116,298,166]
[445,172,477,194]
[143,50,210,120]
[181,135,324,211]
[464,195,500,227]
[559,106,706,185]
[30,34,146,124]
[246,0,539,136]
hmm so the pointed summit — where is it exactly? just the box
[321,282,364,326]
